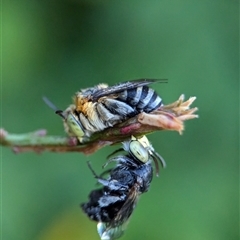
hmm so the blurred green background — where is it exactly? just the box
[1,1,239,240]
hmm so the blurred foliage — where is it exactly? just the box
[1,0,239,240]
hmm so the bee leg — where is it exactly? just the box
[106,148,124,160]
[87,161,127,190]
[102,150,125,169]
[97,178,128,191]
[102,155,138,170]
[87,161,99,178]
[110,156,139,168]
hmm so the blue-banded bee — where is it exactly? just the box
[44,79,167,143]
[81,135,166,240]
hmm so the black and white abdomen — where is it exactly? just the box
[117,85,162,113]
[97,85,163,124]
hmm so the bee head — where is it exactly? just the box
[123,136,150,163]
[56,108,85,141]
[123,135,166,176]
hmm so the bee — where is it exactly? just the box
[81,135,166,240]
[108,135,166,176]
[44,79,167,143]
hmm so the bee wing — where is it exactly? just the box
[98,184,140,240]
[92,79,167,101]
[112,183,140,226]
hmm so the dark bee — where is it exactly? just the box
[81,135,166,240]
[48,79,167,143]
[109,135,166,176]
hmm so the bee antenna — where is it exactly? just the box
[152,156,160,177]
[55,110,66,120]
[107,148,124,159]
[156,79,168,83]
[43,96,66,120]
[87,161,99,178]
[153,151,167,169]
[43,96,59,111]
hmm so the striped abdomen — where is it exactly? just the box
[115,85,162,114]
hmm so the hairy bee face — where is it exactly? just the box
[60,79,165,143]
[81,135,165,240]
[123,136,150,163]
[61,105,85,138]
[122,135,166,176]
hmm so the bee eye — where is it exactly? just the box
[129,140,149,163]
[66,113,84,138]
